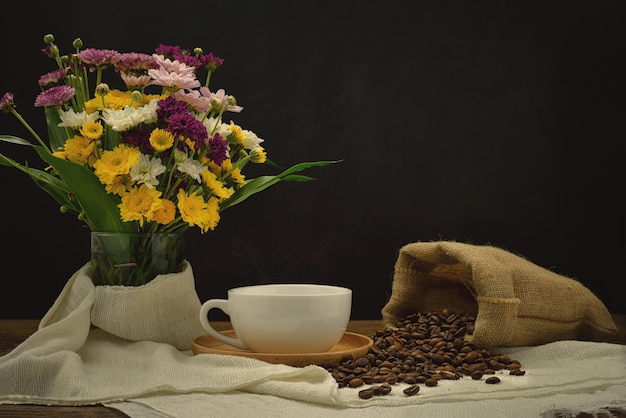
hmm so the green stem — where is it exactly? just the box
[10,109,51,153]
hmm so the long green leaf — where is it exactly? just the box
[219,160,341,211]
[36,148,135,233]
[0,151,81,212]
[44,108,69,152]
[0,134,35,147]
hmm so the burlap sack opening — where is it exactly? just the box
[381,241,618,347]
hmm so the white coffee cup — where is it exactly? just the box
[199,284,352,354]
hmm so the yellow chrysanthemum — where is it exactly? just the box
[80,120,103,140]
[85,89,134,113]
[105,175,131,196]
[249,147,267,164]
[51,150,67,160]
[229,122,246,141]
[152,199,176,225]
[201,170,234,200]
[176,189,220,233]
[63,135,95,166]
[149,128,175,152]
[229,167,245,184]
[118,184,163,226]
[93,144,141,186]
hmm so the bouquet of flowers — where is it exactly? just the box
[0,34,338,285]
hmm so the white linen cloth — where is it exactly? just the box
[1,264,625,417]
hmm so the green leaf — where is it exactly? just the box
[0,151,80,212]
[0,134,35,147]
[36,148,135,233]
[44,108,69,152]
[219,160,342,211]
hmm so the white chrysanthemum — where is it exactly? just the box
[136,99,159,124]
[200,116,230,139]
[102,101,158,131]
[177,157,207,183]
[239,128,264,150]
[57,109,99,128]
[130,154,166,189]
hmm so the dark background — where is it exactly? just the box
[1,0,624,320]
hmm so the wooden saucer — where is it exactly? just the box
[192,331,373,367]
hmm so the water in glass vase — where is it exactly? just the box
[90,232,185,286]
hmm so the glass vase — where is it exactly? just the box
[90,232,185,286]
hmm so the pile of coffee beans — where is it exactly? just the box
[322,309,525,398]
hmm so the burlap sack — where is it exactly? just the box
[381,241,618,347]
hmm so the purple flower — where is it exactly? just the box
[176,54,201,69]
[0,92,15,112]
[166,112,208,147]
[38,68,68,87]
[34,85,76,108]
[77,48,121,67]
[122,129,154,154]
[200,53,224,71]
[156,96,190,120]
[154,44,182,60]
[206,133,228,165]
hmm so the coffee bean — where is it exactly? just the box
[485,376,501,384]
[323,310,525,398]
[403,384,420,396]
[358,388,376,399]
[470,370,483,380]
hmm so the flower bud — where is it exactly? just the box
[227,95,237,106]
[43,34,55,44]
[48,44,60,59]
[60,205,68,214]
[96,83,110,97]
[0,92,15,112]
[130,90,143,103]
[173,150,186,163]
[72,38,83,49]
[193,47,203,56]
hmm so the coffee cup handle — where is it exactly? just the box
[199,299,250,350]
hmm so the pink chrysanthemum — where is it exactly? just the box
[149,67,200,90]
[38,69,68,87]
[78,48,121,67]
[34,85,76,107]
[115,52,157,72]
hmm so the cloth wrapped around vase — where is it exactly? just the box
[41,261,205,350]
[381,241,618,347]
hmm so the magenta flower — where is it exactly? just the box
[206,133,228,165]
[200,53,224,71]
[166,111,208,147]
[34,85,76,107]
[38,68,68,87]
[77,48,121,67]
[0,92,15,112]
[154,44,182,60]
[157,96,190,120]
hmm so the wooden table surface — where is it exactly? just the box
[1,316,625,417]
